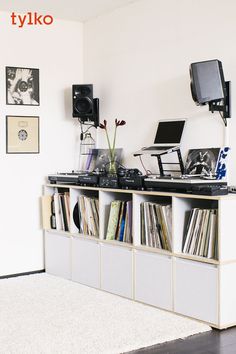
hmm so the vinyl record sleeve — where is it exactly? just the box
[6,115,39,153]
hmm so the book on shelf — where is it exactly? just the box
[106,200,132,243]
[118,202,127,242]
[59,194,69,231]
[140,201,172,251]
[182,208,218,259]
[207,210,217,259]
[115,201,125,241]
[50,198,56,230]
[41,195,52,230]
[79,195,87,234]
[91,198,99,235]
[84,196,97,236]
[53,192,63,231]
[188,208,202,255]
[52,191,70,232]
[106,200,121,240]
[75,195,99,237]
[125,201,132,244]
[64,192,70,229]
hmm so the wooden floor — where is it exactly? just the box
[129,327,236,354]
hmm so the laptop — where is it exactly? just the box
[134,119,186,155]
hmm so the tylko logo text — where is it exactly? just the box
[11,12,54,28]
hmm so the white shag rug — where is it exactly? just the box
[0,274,210,354]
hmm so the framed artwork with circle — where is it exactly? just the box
[6,66,40,106]
[6,115,40,154]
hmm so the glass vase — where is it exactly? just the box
[108,160,117,175]
[108,152,117,175]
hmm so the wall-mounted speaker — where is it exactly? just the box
[72,84,94,119]
[72,84,99,127]
[190,60,226,105]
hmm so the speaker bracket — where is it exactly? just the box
[208,81,231,126]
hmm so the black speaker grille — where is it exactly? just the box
[77,86,92,96]
[75,97,93,114]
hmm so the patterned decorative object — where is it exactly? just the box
[215,147,230,180]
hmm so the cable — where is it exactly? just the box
[216,101,227,126]
[79,119,95,141]
[79,120,84,141]
[139,156,152,175]
[83,124,95,134]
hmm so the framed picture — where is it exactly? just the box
[6,66,40,106]
[6,115,40,154]
[94,148,123,172]
[184,148,220,176]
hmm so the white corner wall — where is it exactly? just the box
[0,12,83,276]
[84,0,236,182]
[2,0,236,277]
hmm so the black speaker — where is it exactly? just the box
[190,60,226,105]
[73,84,94,119]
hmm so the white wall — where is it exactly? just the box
[84,0,236,182]
[2,0,236,276]
[0,12,83,276]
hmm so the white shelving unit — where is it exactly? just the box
[42,183,236,329]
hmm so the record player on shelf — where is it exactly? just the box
[48,170,118,188]
[48,171,99,186]
[48,172,81,184]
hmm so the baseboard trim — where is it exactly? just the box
[0,269,45,279]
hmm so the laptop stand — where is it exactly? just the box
[151,148,185,177]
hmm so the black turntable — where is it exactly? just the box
[48,172,81,184]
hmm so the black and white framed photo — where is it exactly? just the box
[6,66,40,106]
[6,115,40,154]
[184,148,220,176]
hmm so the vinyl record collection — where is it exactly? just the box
[75,195,99,237]
[106,200,132,243]
[182,208,218,259]
[51,192,70,232]
[140,202,172,251]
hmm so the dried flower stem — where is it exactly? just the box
[99,118,126,164]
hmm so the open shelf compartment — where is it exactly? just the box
[70,187,99,237]
[133,193,172,252]
[173,196,219,262]
[99,190,133,244]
